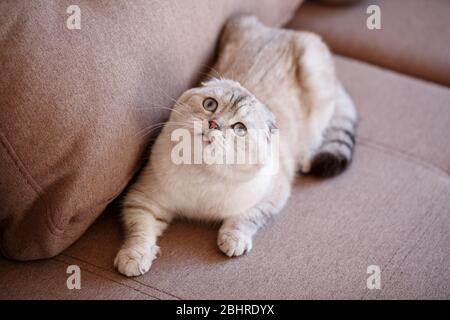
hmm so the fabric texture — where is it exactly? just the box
[1,55,449,299]
[0,0,302,260]
[287,0,450,86]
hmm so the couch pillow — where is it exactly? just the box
[0,0,302,260]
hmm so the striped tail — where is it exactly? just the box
[309,83,357,177]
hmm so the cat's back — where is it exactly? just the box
[215,15,325,100]
[216,16,295,84]
[213,16,308,116]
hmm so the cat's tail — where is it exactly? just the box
[309,83,357,177]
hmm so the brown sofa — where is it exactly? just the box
[1,0,449,299]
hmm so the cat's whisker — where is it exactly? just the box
[195,70,217,82]
[136,105,188,118]
[134,121,193,140]
[135,125,169,140]
[199,64,225,80]
[152,82,195,113]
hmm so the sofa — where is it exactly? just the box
[1,0,449,299]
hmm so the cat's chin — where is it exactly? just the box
[200,162,265,181]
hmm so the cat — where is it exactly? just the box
[114,15,357,277]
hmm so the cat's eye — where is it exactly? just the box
[232,122,247,136]
[202,97,218,112]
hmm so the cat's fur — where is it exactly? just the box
[114,16,357,277]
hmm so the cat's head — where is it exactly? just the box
[168,78,278,177]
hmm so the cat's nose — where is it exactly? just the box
[209,120,220,130]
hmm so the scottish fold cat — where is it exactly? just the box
[115,16,357,277]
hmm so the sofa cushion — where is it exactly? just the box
[287,0,450,87]
[1,55,448,299]
[0,0,302,261]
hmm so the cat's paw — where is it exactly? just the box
[114,245,160,277]
[218,230,253,257]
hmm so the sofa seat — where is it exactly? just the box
[1,55,449,299]
[287,0,450,87]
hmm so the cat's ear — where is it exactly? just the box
[266,119,277,133]
[178,87,199,103]
[266,107,278,141]
[266,109,277,134]
[265,118,278,143]
[201,77,220,87]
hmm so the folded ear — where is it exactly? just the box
[265,116,278,143]
[267,119,277,133]
[265,108,277,134]
[177,87,199,103]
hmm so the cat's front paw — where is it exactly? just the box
[218,230,253,257]
[114,245,160,277]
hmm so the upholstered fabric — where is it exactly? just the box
[0,0,302,261]
[1,55,449,299]
[287,0,450,86]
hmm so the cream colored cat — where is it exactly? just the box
[114,16,357,277]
